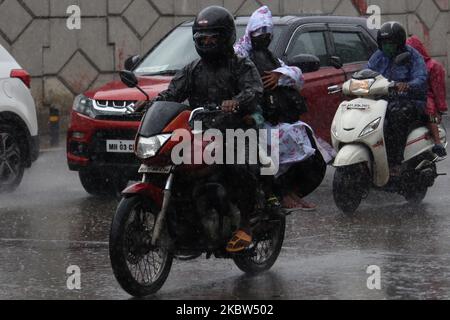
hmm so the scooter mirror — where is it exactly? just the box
[120,70,138,88]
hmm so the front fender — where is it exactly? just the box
[334,144,372,168]
[122,183,163,207]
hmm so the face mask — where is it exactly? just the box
[251,33,272,50]
[382,43,398,58]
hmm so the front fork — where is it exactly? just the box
[151,172,175,246]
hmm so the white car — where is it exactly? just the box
[0,44,39,193]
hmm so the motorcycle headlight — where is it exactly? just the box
[136,134,172,159]
[350,79,375,96]
[73,94,96,118]
[360,118,381,137]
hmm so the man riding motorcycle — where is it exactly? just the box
[367,22,428,175]
[155,6,264,253]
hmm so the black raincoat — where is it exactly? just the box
[156,54,263,121]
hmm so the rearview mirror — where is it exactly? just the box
[124,55,141,71]
[286,54,320,73]
[394,52,411,66]
[120,70,138,88]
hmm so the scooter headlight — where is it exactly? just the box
[350,79,375,96]
[360,118,381,137]
[331,121,338,138]
[136,134,172,159]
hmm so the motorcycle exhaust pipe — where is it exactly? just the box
[151,172,175,246]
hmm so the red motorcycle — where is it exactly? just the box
[109,71,287,297]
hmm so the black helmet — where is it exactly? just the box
[193,6,236,61]
[377,21,407,50]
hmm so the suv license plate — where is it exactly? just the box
[106,140,135,153]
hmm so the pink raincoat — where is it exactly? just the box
[406,36,448,116]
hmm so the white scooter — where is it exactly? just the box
[330,52,447,215]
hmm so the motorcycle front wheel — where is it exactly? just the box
[109,196,173,297]
[333,164,370,216]
[233,215,286,275]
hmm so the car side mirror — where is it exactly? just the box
[120,70,138,88]
[330,56,343,69]
[124,55,141,71]
[286,54,320,73]
[394,52,411,66]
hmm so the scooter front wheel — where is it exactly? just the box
[109,196,173,297]
[333,164,370,216]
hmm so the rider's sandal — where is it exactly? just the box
[226,230,252,253]
[297,198,317,212]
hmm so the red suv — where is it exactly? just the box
[67,16,378,196]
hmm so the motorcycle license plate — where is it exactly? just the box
[106,140,135,153]
[139,165,172,174]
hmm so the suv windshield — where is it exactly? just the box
[135,25,283,76]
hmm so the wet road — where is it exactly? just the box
[0,127,449,300]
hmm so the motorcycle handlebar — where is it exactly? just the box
[198,104,241,113]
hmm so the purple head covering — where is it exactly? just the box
[234,6,304,89]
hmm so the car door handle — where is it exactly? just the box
[328,85,342,95]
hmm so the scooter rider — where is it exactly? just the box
[155,6,264,253]
[367,22,428,175]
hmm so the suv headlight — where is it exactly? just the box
[350,79,375,96]
[73,94,96,118]
[360,118,381,137]
[136,134,172,159]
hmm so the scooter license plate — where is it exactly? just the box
[345,103,370,110]
[138,165,172,174]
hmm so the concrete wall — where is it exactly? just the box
[0,0,448,133]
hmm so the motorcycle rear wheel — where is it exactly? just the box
[109,196,173,297]
[233,215,286,275]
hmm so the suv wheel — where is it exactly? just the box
[79,169,128,198]
[0,125,25,193]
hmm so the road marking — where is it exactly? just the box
[39,148,65,153]
[0,238,108,246]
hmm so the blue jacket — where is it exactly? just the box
[366,46,428,105]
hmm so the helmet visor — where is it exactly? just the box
[194,31,222,49]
